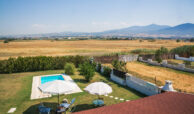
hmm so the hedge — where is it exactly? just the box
[170,45,194,57]
[0,55,89,74]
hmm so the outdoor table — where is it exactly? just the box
[93,99,104,106]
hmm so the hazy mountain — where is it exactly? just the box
[153,23,194,36]
[95,23,194,37]
[1,23,194,38]
[98,24,170,35]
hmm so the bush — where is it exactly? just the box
[176,39,180,42]
[79,62,95,82]
[131,49,155,54]
[0,56,89,74]
[183,61,191,65]
[102,67,112,77]
[4,40,9,43]
[170,45,194,57]
[155,47,169,63]
[112,60,128,72]
[64,63,75,75]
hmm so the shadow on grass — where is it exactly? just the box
[73,79,88,83]
[99,74,146,98]
[73,103,98,112]
[23,102,58,114]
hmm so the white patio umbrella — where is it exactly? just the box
[39,80,75,104]
[84,82,112,96]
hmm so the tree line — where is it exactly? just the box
[0,56,89,74]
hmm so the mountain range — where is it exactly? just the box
[94,23,194,37]
[1,23,194,38]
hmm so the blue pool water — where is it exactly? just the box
[41,75,64,84]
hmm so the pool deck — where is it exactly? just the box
[30,74,83,100]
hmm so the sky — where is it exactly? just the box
[0,0,194,35]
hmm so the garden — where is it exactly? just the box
[0,57,145,114]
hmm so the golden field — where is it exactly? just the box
[126,62,194,93]
[0,39,194,60]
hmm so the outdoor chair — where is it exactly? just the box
[57,98,76,114]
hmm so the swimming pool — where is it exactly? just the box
[41,75,64,84]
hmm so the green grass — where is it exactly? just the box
[0,70,145,114]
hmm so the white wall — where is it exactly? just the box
[110,71,126,86]
[139,58,194,73]
[175,54,194,62]
[126,73,159,96]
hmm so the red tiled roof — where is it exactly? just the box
[73,92,194,114]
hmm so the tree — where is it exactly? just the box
[79,62,95,82]
[176,39,180,42]
[155,47,169,63]
[112,60,128,72]
[102,67,112,77]
[4,40,9,43]
[64,63,76,75]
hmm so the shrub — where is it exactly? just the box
[189,38,194,42]
[64,63,75,75]
[131,49,155,54]
[112,60,128,72]
[170,45,194,57]
[102,67,112,77]
[4,40,9,43]
[176,39,180,42]
[183,61,191,65]
[155,47,169,63]
[79,62,95,82]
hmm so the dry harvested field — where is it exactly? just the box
[126,62,194,93]
[0,39,194,60]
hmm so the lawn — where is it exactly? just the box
[0,39,194,60]
[0,70,145,114]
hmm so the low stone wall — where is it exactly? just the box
[140,54,174,61]
[119,54,139,62]
[139,57,194,73]
[175,54,194,62]
[126,73,159,96]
